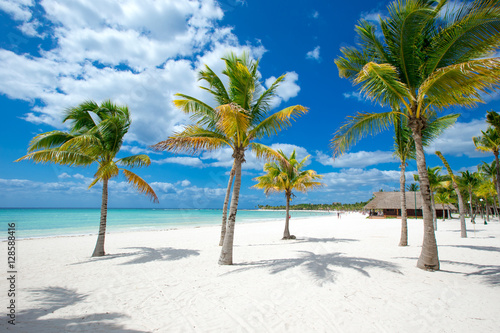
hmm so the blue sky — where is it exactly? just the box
[0,0,498,209]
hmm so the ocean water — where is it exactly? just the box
[0,208,333,239]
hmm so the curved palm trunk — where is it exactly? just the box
[411,122,439,271]
[399,162,408,246]
[283,192,291,239]
[92,178,108,257]
[219,152,244,265]
[494,151,500,221]
[219,164,235,246]
[455,187,467,238]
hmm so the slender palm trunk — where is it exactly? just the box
[468,190,475,223]
[219,164,235,246]
[399,162,408,246]
[454,186,467,238]
[486,200,490,223]
[411,120,439,271]
[494,151,500,221]
[431,191,437,230]
[283,192,291,239]
[219,150,244,265]
[92,178,108,257]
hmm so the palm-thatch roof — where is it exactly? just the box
[364,191,456,210]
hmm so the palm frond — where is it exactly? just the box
[421,113,459,145]
[216,103,251,144]
[249,105,308,140]
[426,0,500,74]
[331,111,397,157]
[251,74,286,121]
[15,149,95,166]
[152,126,230,154]
[335,47,372,79]
[355,62,413,109]
[173,94,217,127]
[122,169,159,203]
[93,161,120,185]
[27,131,75,152]
[117,154,151,168]
[198,64,231,105]
[418,58,500,112]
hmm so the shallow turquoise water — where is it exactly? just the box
[0,209,333,239]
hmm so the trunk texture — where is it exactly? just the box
[92,178,108,257]
[218,150,244,265]
[219,164,235,246]
[410,119,440,271]
[399,162,408,246]
[431,191,437,230]
[283,192,291,239]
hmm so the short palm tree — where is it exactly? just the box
[153,53,307,265]
[436,151,467,237]
[473,127,500,213]
[16,100,159,256]
[333,0,500,270]
[253,150,323,239]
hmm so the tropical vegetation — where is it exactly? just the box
[152,53,308,265]
[253,150,323,239]
[333,0,500,271]
[16,100,159,257]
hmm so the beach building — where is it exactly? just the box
[364,191,456,219]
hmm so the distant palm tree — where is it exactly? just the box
[253,150,323,239]
[460,170,481,224]
[16,100,158,256]
[436,151,467,238]
[153,53,307,265]
[406,183,419,192]
[473,127,500,213]
[333,0,500,271]
[479,160,499,217]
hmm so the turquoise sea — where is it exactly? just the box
[0,209,333,239]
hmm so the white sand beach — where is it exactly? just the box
[2,213,500,332]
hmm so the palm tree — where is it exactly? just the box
[460,170,481,224]
[16,100,159,256]
[253,150,323,239]
[473,127,500,213]
[333,0,500,270]
[406,183,419,192]
[435,151,467,237]
[153,53,307,265]
[479,160,499,218]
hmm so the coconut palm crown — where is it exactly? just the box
[333,0,500,270]
[253,150,323,239]
[16,100,158,257]
[153,53,308,265]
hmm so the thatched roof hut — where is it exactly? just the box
[364,191,456,218]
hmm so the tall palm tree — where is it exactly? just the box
[333,0,500,270]
[473,127,500,213]
[16,100,159,256]
[393,113,457,246]
[253,150,323,239]
[153,53,307,265]
[435,151,467,237]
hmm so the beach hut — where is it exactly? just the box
[364,191,456,219]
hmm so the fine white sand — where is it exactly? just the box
[2,213,500,332]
